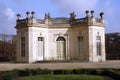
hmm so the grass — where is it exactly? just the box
[19,74,113,80]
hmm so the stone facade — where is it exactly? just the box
[15,11,106,63]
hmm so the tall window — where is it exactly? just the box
[96,36,101,55]
[56,37,66,60]
[21,37,25,57]
[78,36,84,55]
[38,37,44,58]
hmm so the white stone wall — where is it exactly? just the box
[28,27,48,63]
[16,25,106,63]
[47,28,69,60]
[28,27,71,62]
[89,26,106,62]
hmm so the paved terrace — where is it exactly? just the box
[0,60,120,71]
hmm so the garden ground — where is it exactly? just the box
[19,74,113,80]
[0,60,120,71]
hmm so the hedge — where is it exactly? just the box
[73,69,97,74]
[0,68,120,80]
[103,69,120,80]
[0,70,19,80]
[53,69,105,75]
[30,68,52,75]
[0,68,52,80]
[53,69,73,74]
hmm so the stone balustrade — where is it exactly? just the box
[16,10,105,28]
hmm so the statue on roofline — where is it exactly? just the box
[69,12,76,21]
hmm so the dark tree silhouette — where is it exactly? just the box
[105,33,120,60]
[0,34,16,62]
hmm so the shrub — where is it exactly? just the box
[18,68,30,76]
[103,69,120,80]
[95,69,105,75]
[54,69,96,75]
[73,69,97,74]
[63,69,73,74]
[53,69,73,74]
[0,68,52,80]
[53,69,63,74]
[33,68,52,75]
[0,68,120,80]
[30,69,37,75]
[0,70,19,80]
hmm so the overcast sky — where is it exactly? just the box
[0,0,120,34]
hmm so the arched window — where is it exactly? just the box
[56,37,66,60]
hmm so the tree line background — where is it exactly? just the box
[105,33,120,60]
[0,34,16,62]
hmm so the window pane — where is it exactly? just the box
[56,37,66,60]
[38,37,44,57]
[96,36,101,55]
[56,37,65,41]
[21,37,25,57]
[78,36,84,55]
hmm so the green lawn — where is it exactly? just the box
[19,74,112,80]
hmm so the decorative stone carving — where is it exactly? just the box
[100,12,104,24]
[48,13,51,19]
[97,32,100,35]
[40,33,42,36]
[85,10,89,17]
[16,10,105,29]
[100,12,104,19]
[17,14,21,20]
[44,13,47,20]
[63,34,68,36]
[79,31,82,36]
[91,10,94,18]
[44,13,51,20]
[69,12,76,21]
[31,11,35,18]
[26,11,30,18]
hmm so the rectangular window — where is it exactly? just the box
[38,37,44,41]
[57,41,61,59]
[21,37,25,57]
[78,36,84,55]
[96,36,101,55]
[38,37,44,57]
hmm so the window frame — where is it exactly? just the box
[21,37,25,57]
[96,36,101,56]
[78,36,84,55]
[56,37,66,60]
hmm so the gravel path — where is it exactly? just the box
[0,60,120,71]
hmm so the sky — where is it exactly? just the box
[0,0,120,34]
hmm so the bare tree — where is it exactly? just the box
[0,34,16,62]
